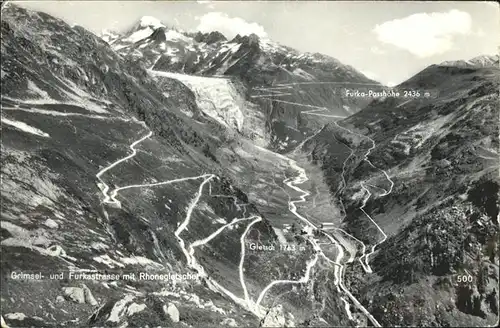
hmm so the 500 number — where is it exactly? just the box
[457,275,473,283]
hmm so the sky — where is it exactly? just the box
[12,0,500,86]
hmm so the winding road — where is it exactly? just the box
[93,123,347,322]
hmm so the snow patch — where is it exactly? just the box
[107,295,135,322]
[44,218,59,229]
[165,30,192,43]
[1,117,50,138]
[221,318,238,327]
[342,105,353,114]
[215,218,228,225]
[119,256,163,268]
[350,188,366,201]
[125,27,154,43]
[196,201,215,215]
[112,44,128,52]
[164,303,180,323]
[27,80,51,99]
[100,29,120,44]
[293,68,315,81]
[165,46,180,56]
[5,313,26,321]
[93,254,125,268]
[272,227,287,245]
[126,303,147,316]
[217,42,241,55]
[91,242,109,251]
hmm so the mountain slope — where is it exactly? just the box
[302,63,500,326]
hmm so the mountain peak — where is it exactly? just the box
[193,31,227,44]
[469,54,499,66]
[440,54,499,68]
[138,16,165,29]
[230,33,260,46]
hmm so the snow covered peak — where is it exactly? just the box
[139,16,165,29]
[258,37,273,49]
[440,54,499,68]
[258,37,298,55]
[164,30,193,43]
[469,54,499,67]
[119,17,168,44]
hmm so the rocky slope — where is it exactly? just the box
[302,63,500,326]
